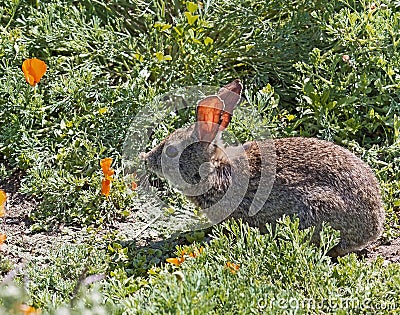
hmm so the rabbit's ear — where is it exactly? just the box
[196,95,224,143]
[218,79,243,130]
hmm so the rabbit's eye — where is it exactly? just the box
[165,145,179,158]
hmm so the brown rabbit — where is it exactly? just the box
[142,80,385,257]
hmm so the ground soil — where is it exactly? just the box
[1,169,400,282]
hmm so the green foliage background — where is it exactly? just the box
[0,0,399,227]
[0,0,400,313]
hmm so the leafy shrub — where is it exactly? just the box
[1,0,397,228]
[112,219,400,314]
[3,219,398,314]
[1,0,400,314]
[293,3,400,145]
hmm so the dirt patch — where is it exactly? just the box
[0,168,165,279]
[0,171,58,265]
[364,238,400,264]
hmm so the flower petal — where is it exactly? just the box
[101,178,111,197]
[188,246,203,258]
[22,58,47,86]
[23,72,36,86]
[166,257,185,265]
[225,261,240,274]
[100,158,113,176]
[19,304,41,315]
[0,234,6,245]
[0,189,6,217]
[30,58,47,82]
[105,169,115,178]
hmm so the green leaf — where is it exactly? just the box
[337,96,358,106]
[204,36,214,45]
[161,24,172,31]
[154,22,172,31]
[304,81,314,95]
[287,114,295,121]
[99,107,108,115]
[368,108,375,118]
[173,26,183,36]
[187,28,195,38]
[154,52,172,62]
[186,1,198,13]
[155,52,164,62]
[184,12,199,26]
[261,83,274,94]
[133,53,144,62]
[321,89,330,105]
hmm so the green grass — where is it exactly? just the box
[2,219,400,314]
[1,0,400,313]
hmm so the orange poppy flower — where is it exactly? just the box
[166,249,187,265]
[100,158,115,197]
[101,178,112,198]
[131,181,138,190]
[19,304,41,315]
[100,158,115,180]
[188,246,204,258]
[22,58,47,87]
[0,189,6,217]
[0,234,6,245]
[166,256,185,266]
[225,261,240,274]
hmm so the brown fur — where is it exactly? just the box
[143,129,385,257]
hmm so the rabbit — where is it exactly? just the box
[141,79,385,257]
